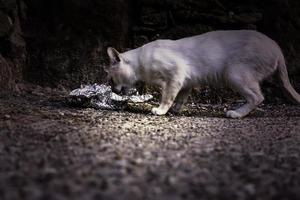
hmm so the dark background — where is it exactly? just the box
[1,0,300,92]
[1,2,300,200]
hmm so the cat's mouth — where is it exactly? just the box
[112,86,130,96]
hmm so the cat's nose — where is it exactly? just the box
[112,87,130,95]
[112,87,122,95]
[120,87,130,95]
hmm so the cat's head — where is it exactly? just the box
[105,47,137,95]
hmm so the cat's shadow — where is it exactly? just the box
[122,103,296,119]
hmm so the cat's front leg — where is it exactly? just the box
[152,81,182,115]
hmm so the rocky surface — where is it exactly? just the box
[0,0,26,91]
[1,90,300,200]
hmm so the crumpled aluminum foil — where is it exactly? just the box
[67,83,153,110]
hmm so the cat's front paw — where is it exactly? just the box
[151,107,167,115]
[226,110,243,119]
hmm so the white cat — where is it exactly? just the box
[105,30,300,118]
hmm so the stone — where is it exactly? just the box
[0,11,13,37]
[0,55,13,91]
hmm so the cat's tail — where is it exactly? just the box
[277,59,300,104]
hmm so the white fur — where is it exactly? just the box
[107,30,300,118]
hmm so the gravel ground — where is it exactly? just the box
[1,91,300,200]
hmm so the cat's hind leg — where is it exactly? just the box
[226,75,264,118]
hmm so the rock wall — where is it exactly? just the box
[23,0,132,88]
[0,0,26,91]
[0,0,299,91]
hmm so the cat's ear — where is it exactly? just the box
[107,47,121,65]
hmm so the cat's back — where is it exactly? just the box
[142,30,279,52]
[139,30,282,70]
[176,30,278,50]
[141,30,276,58]
[176,30,282,65]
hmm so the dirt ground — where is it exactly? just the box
[1,89,300,200]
